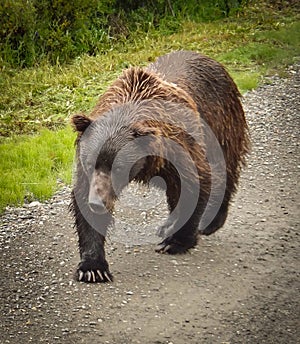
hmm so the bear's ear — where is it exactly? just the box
[71,114,92,133]
[132,121,159,137]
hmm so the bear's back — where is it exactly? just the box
[147,50,241,116]
[90,59,198,119]
[146,50,198,84]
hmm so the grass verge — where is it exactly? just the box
[0,127,76,211]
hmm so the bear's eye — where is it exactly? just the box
[114,166,122,173]
[112,161,124,174]
[86,161,95,173]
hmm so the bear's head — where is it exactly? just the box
[72,105,158,215]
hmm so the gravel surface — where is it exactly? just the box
[1,64,299,344]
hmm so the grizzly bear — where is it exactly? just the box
[71,50,249,283]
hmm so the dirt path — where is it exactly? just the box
[1,65,299,344]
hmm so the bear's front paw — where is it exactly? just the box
[155,235,197,254]
[75,259,113,283]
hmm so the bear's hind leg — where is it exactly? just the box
[156,183,201,254]
[200,202,228,235]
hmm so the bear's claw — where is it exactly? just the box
[155,241,190,254]
[78,270,84,281]
[103,271,113,282]
[77,268,113,283]
[76,259,113,283]
[155,235,197,254]
[155,243,172,253]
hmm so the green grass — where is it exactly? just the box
[0,127,76,210]
[0,2,299,212]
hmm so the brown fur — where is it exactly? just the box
[90,67,198,117]
[89,52,249,197]
[146,51,249,196]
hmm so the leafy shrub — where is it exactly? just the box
[0,0,37,67]
[0,0,115,67]
[0,0,248,68]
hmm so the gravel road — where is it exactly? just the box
[1,64,299,344]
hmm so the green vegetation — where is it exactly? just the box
[0,127,75,209]
[1,0,247,68]
[0,1,299,212]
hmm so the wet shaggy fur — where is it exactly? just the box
[71,50,250,283]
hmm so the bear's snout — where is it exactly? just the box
[88,191,106,214]
[88,170,113,214]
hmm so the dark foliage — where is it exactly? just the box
[0,0,248,68]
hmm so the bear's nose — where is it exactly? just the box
[88,194,106,214]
